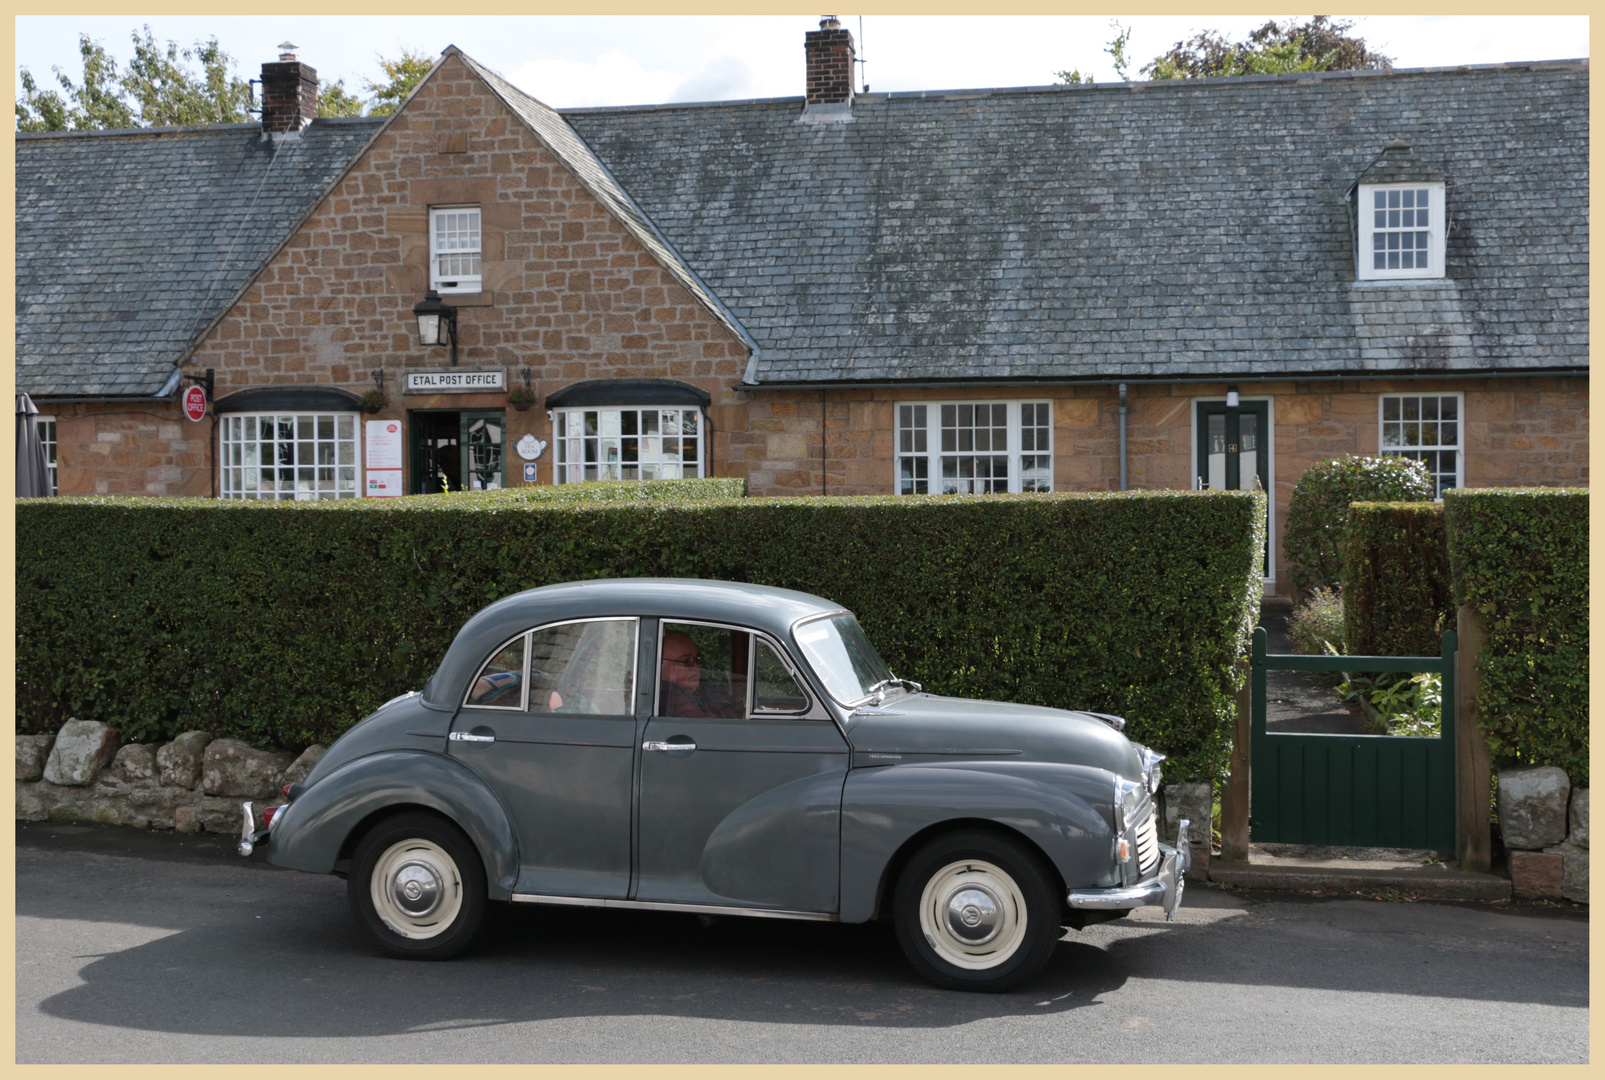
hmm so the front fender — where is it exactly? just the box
[266,749,518,900]
[839,761,1119,924]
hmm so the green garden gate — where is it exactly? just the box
[1250,627,1457,850]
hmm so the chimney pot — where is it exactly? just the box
[277,41,299,62]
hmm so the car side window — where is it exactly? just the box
[466,634,527,709]
[529,619,637,716]
[753,640,811,715]
[658,622,748,719]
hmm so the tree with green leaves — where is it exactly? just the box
[17,26,250,132]
[362,48,435,115]
[17,31,435,130]
[1142,16,1392,80]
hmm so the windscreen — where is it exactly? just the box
[793,614,894,705]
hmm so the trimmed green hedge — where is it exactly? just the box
[1445,488,1588,785]
[1284,456,1434,598]
[415,477,748,504]
[16,488,1265,784]
[1342,502,1452,657]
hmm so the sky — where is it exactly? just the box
[13,14,1592,112]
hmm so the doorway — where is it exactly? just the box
[410,410,505,494]
[1196,399,1271,578]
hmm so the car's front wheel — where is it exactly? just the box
[348,811,487,960]
[893,828,1062,992]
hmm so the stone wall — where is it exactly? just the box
[16,721,323,836]
[1498,765,1589,904]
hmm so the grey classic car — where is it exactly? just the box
[241,578,1189,992]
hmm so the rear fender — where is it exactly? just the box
[266,750,518,900]
[839,761,1118,924]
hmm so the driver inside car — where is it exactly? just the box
[658,630,742,718]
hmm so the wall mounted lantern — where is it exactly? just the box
[413,290,459,364]
[1226,386,1240,408]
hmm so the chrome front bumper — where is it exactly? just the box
[1067,818,1191,920]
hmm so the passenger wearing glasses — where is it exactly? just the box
[659,630,741,718]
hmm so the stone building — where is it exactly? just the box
[15,22,1588,595]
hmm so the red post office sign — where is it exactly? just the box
[182,385,208,422]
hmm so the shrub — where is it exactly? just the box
[16,489,1265,785]
[1283,456,1433,598]
[1286,586,1345,655]
[1445,488,1588,785]
[1342,502,1452,657]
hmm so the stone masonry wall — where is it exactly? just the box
[178,51,749,494]
[44,403,212,497]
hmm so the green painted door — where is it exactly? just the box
[1249,627,1458,850]
[1198,399,1270,576]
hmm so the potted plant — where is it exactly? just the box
[358,389,386,414]
[508,366,536,412]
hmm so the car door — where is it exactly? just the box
[635,620,849,913]
[447,617,637,898]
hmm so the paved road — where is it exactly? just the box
[17,822,1588,1064]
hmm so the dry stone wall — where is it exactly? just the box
[16,721,324,836]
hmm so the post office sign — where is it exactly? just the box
[404,370,506,393]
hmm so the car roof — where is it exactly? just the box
[422,578,847,709]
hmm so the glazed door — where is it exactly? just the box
[634,622,849,913]
[1198,399,1271,576]
[447,618,638,898]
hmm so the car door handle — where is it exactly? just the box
[643,740,695,752]
[449,731,495,743]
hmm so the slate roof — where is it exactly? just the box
[15,118,382,397]
[565,61,1588,385]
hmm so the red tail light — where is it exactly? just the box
[283,784,292,797]
[263,805,283,828]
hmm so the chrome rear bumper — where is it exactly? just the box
[1067,818,1191,920]
[237,800,269,857]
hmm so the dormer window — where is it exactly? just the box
[1352,140,1446,282]
[1360,183,1445,279]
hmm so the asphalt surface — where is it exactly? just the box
[16,822,1588,1064]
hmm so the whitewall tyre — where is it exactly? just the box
[349,811,487,960]
[893,829,1062,992]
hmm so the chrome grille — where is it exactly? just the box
[1135,804,1161,878]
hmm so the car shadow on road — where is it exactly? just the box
[30,896,1133,1038]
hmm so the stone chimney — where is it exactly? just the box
[804,16,855,106]
[260,42,319,134]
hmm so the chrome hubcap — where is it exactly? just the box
[391,861,444,917]
[944,886,1002,945]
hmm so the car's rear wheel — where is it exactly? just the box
[893,828,1062,992]
[348,811,486,960]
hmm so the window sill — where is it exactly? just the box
[434,290,495,307]
[1350,278,1453,289]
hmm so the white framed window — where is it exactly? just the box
[430,205,482,293]
[220,412,361,500]
[1357,183,1445,281]
[897,401,1052,494]
[1380,393,1462,498]
[35,416,56,494]
[554,406,703,483]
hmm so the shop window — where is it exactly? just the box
[430,205,482,293]
[554,407,703,483]
[220,412,360,500]
[896,401,1052,494]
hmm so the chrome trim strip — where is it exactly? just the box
[509,894,839,922]
[847,748,1023,757]
[494,737,634,749]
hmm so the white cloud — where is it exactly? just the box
[669,56,760,104]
